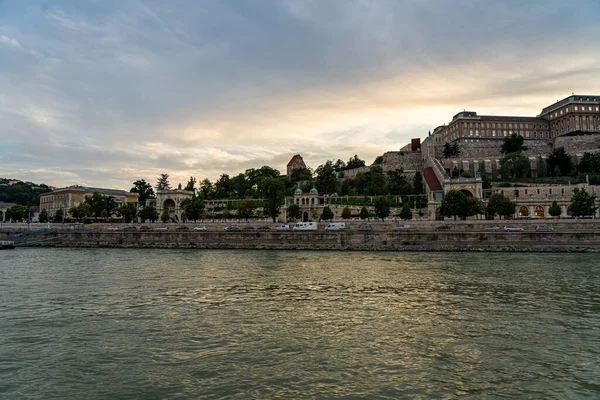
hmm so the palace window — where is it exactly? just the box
[534,206,545,218]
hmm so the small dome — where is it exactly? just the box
[310,187,318,194]
[295,188,303,194]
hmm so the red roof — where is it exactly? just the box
[287,154,302,167]
[422,167,443,191]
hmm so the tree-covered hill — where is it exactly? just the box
[0,178,53,206]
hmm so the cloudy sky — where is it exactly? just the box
[1,0,599,190]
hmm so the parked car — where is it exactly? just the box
[293,222,318,231]
[193,226,207,231]
[257,226,271,231]
[224,225,239,231]
[503,225,524,232]
[242,226,255,231]
[275,224,290,231]
[435,225,451,231]
[122,226,137,231]
[139,226,153,231]
[324,222,346,231]
[535,225,554,232]
[107,226,121,231]
[175,226,190,231]
[393,224,411,231]
[155,226,168,231]
[356,225,373,232]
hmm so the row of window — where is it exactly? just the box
[548,105,600,118]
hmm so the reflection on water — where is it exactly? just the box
[1,249,599,399]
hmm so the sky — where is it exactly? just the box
[1,0,600,190]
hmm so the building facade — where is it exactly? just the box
[39,186,138,217]
[286,154,307,178]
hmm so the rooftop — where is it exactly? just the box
[539,94,600,116]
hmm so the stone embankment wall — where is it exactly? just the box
[15,222,600,252]
[342,152,422,179]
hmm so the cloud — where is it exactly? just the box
[0,34,22,49]
[0,0,599,189]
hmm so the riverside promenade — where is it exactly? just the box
[3,220,600,252]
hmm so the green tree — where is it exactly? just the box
[214,174,231,199]
[500,152,531,179]
[130,179,155,203]
[287,203,302,221]
[180,195,205,222]
[387,168,412,196]
[413,171,424,194]
[84,193,117,218]
[355,166,386,195]
[443,142,460,158]
[259,177,285,222]
[373,197,391,221]
[578,153,600,174]
[501,133,527,154]
[6,205,29,222]
[486,193,516,219]
[333,159,346,172]
[39,209,49,223]
[399,203,412,220]
[467,197,486,219]
[53,209,64,223]
[199,179,214,199]
[440,190,469,220]
[139,205,159,222]
[236,199,255,222]
[346,155,366,170]
[568,188,598,217]
[230,174,251,199]
[549,201,562,217]
[70,203,91,220]
[184,176,197,192]
[160,209,170,223]
[315,161,338,195]
[117,203,138,223]
[341,206,351,219]
[547,147,573,176]
[156,174,171,191]
[359,206,369,220]
[321,206,334,221]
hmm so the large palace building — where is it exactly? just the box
[431,94,600,144]
[40,185,138,217]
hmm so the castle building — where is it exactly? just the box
[286,154,307,178]
[39,186,138,217]
[432,94,600,144]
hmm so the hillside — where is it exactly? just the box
[0,178,53,207]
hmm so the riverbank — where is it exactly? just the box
[12,230,600,252]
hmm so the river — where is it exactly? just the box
[1,249,599,399]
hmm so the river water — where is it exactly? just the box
[1,249,599,399]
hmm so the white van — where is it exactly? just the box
[293,222,318,231]
[324,222,346,231]
[275,224,290,231]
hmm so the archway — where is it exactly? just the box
[435,207,443,221]
[459,189,474,197]
[163,199,176,220]
[534,206,544,218]
[303,211,309,222]
[518,206,529,217]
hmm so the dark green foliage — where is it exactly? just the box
[259,177,285,222]
[578,153,600,174]
[373,156,384,165]
[0,179,52,206]
[568,188,598,217]
[387,168,412,196]
[346,155,366,170]
[412,171,424,194]
[230,174,251,199]
[373,197,391,221]
[199,179,214,199]
[399,203,412,220]
[359,206,369,220]
[341,206,351,219]
[139,205,159,222]
[214,174,231,199]
[440,190,468,220]
[547,147,573,176]
[53,209,64,223]
[287,203,302,221]
[130,179,155,203]
[354,166,386,195]
[84,193,117,217]
[39,209,49,223]
[156,174,171,191]
[184,176,197,192]
[443,142,460,158]
[160,210,170,223]
[321,206,334,221]
[236,199,255,222]
[486,193,516,219]
[548,201,562,217]
[117,203,138,223]
[5,204,30,222]
[180,195,205,222]
[500,152,530,179]
[501,133,527,154]
[315,161,338,195]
